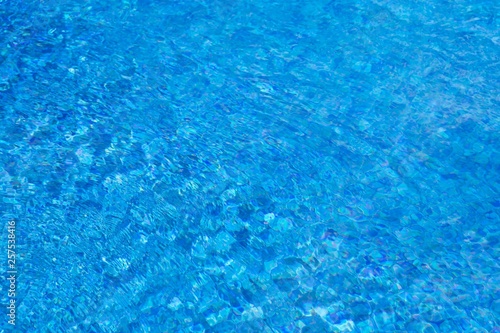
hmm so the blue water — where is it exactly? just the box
[1,0,499,332]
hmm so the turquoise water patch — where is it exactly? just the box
[0,0,499,332]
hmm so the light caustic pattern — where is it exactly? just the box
[0,0,499,332]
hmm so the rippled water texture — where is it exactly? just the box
[0,0,499,332]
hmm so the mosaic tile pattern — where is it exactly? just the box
[0,0,499,331]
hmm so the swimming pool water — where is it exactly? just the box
[0,0,499,332]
